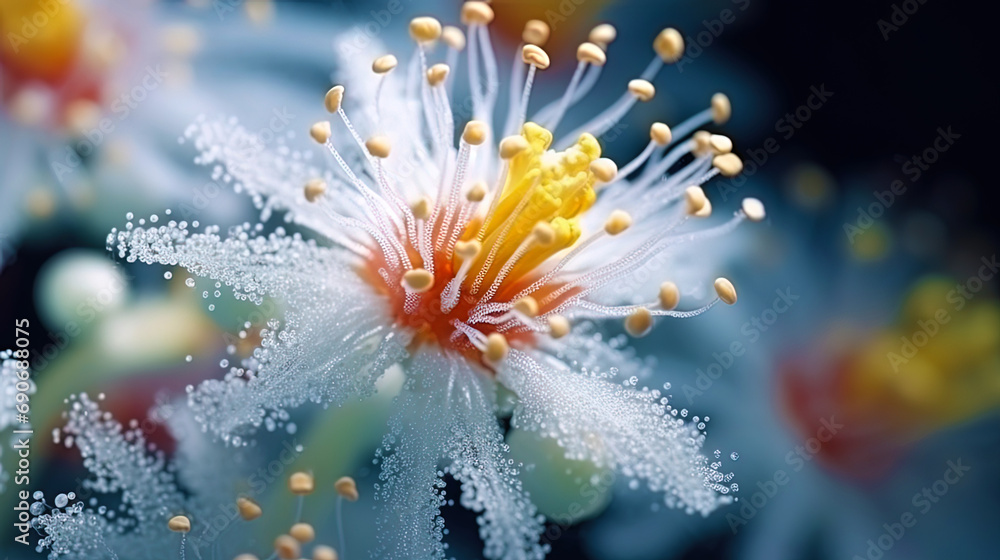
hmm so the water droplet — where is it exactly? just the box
[208,304,215,311]
[163,271,172,280]
[54,494,69,508]
[730,452,739,461]
[32,491,44,500]
[30,502,45,515]
[185,278,196,288]
[185,355,193,363]
[150,214,158,223]
[219,359,229,368]
[125,212,134,220]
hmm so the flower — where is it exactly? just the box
[42,4,765,559]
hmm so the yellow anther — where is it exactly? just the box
[684,186,707,215]
[334,476,360,501]
[604,210,632,235]
[713,153,743,177]
[625,308,653,338]
[365,136,391,158]
[548,315,570,338]
[463,121,488,145]
[532,222,557,246]
[426,63,449,86]
[484,333,510,363]
[653,28,684,62]
[442,26,466,50]
[659,282,680,310]
[288,472,314,495]
[372,54,398,74]
[714,278,737,305]
[455,239,482,260]
[521,44,550,69]
[313,546,339,560]
[290,522,315,543]
[693,130,712,155]
[590,158,618,182]
[309,121,331,144]
[522,20,550,46]
[234,554,260,560]
[274,534,300,560]
[465,182,488,202]
[588,23,617,49]
[627,79,655,102]
[512,296,540,318]
[742,197,766,222]
[324,85,344,113]
[402,268,435,292]
[499,135,530,159]
[650,122,672,146]
[695,198,713,218]
[711,93,732,124]
[237,497,262,521]
[576,42,606,66]
[461,1,494,25]
[168,515,191,533]
[409,17,442,42]
[410,197,432,220]
[709,134,733,154]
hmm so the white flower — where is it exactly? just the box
[97,6,764,559]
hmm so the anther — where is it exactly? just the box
[711,93,731,124]
[714,278,737,305]
[304,178,327,202]
[548,315,571,338]
[692,130,712,155]
[577,42,607,66]
[442,26,466,50]
[426,63,450,86]
[532,222,557,246]
[168,515,191,533]
[237,497,262,521]
[695,199,713,218]
[324,85,344,113]
[372,54,398,74]
[335,476,360,501]
[604,210,632,235]
[288,472,314,495]
[291,522,316,543]
[521,44,550,69]
[234,555,260,560]
[410,198,432,220]
[499,135,529,159]
[713,153,743,177]
[650,122,672,146]
[402,268,435,292]
[365,136,391,158]
[309,121,331,144]
[461,2,495,25]
[465,182,488,202]
[741,197,766,222]
[483,333,510,363]
[658,282,680,310]
[589,23,617,49]
[455,239,482,259]
[627,79,655,102]
[653,28,684,62]
[512,296,540,318]
[274,534,300,560]
[462,121,488,145]
[409,17,442,42]
[313,546,339,560]
[522,20,550,46]
[709,134,733,154]
[625,308,653,337]
[684,186,707,215]
[590,158,618,182]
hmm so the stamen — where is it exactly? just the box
[545,43,606,130]
[557,79,654,150]
[714,277,738,305]
[290,523,315,543]
[588,23,617,50]
[515,44,550,131]
[547,315,571,338]
[659,281,680,310]
[625,307,653,337]
[304,178,327,202]
[483,332,510,363]
[640,27,684,80]
[409,16,442,43]
[741,197,766,222]
[402,268,435,293]
[237,497,263,520]
[274,534,300,559]
[335,476,360,501]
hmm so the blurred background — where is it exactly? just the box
[0,0,995,559]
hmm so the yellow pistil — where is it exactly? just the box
[467,122,601,291]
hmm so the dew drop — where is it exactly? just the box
[185,355,193,363]
[185,278,196,288]
[54,494,69,508]
[163,271,172,280]
[730,452,739,461]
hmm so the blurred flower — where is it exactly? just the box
[30,3,768,559]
